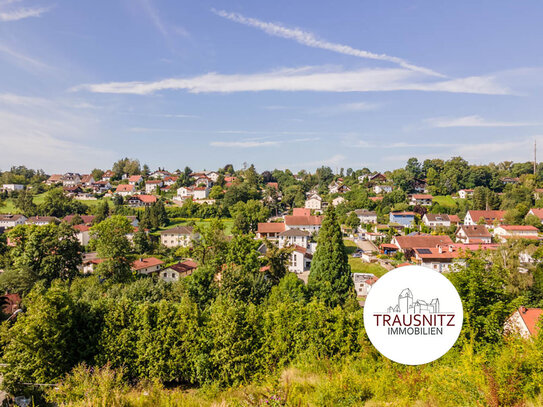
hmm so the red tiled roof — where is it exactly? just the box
[518,307,543,336]
[369,196,383,202]
[266,182,279,189]
[64,214,95,224]
[458,225,491,238]
[132,257,164,271]
[449,215,461,223]
[529,208,543,219]
[116,184,135,192]
[136,195,157,204]
[284,215,323,226]
[146,180,163,184]
[73,224,91,232]
[380,243,399,249]
[500,225,539,231]
[129,175,142,182]
[257,222,286,234]
[394,234,453,250]
[293,208,311,216]
[467,210,506,224]
[167,260,198,274]
[412,194,433,199]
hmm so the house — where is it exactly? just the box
[464,210,507,226]
[61,173,81,187]
[63,186,83,196]
[369,173,387,183]
[423,213,452,228]
[157,260,198,282]
[176,186,210,200]
[337,185,351,194]
[126,195,157,207]
[305,194,323,211]
[527,208,543,223]
[63,214,95,225]
[493,225,539,242]
[284,214,323,233]
[332,196,345,206]
[256,222,286,239]
[128,175,143,185]
[389,212,416,227]
[159,226,195,248]
[0,214,26,228]
[91,181,111,194]
[328,181,342,194]
[102,170,114,181]
[505,307,542,338]
[132,257,164,275]
[73,224,91,246]
[457,189,474,199]
[352,273,378,296]
[25,216,59,226]
[391,234,454,254]
[369,196,383,203]
[409,194,434,206]
[194,176,212,188]
[145,180,163,194]
[115,184,135,196]
[80,174,95,186]
[125,216,139,228]
[380,243,399,255]
[501,177,520,185]
[278,228,310,249]
[413,245,463,273]
[150,170,171,179]
[373,185,393,194]
[413,178,428,193]
[353,209,377,224]
[204,171,220,183]
[456,225,492,244]
[2,184,24,192]
[266,182,279,190]
[288,245,313,274]
[163,176,178,186]
[46,174,62,185]
[293,208,311,216]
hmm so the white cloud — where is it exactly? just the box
[0,42,51,71]
[0,3,51,22]
[74,66,509,95]
[210,140,280,148]
[212,9,442,77]
[425,115,540,128]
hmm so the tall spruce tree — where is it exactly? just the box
[307,205,354,307]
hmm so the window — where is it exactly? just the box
[163,272,167,277]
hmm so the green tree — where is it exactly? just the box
[229,200,270,234]
[307,206,355,307]
[90,215,134,281]
[15,190,37,216]
[93,200,110,224]
[38,188,88,218]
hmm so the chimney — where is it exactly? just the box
[521,306,527,313]
[438,246,443,254]
[449,245,453,252]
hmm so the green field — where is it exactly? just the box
[344,239,388,277]
[157,218,234,236]
[432,195,459,208]
[0,194,108,214]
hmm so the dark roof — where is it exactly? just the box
[279,229,311,237]
[159,226,194,235]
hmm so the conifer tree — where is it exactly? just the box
[307,205,354,307]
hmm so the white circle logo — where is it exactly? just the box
[363,265,463,365]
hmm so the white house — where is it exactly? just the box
[328,181,341,194]
[464,210,506,226]
[457,189,474,199]
[423,213,451,228]
[493,225,539,242]
[278,229,310,249]
[115,184,135,196]
[288,246,312,274]
[145,180,163,194]
[157,260,198,282]
[73,224,91,246]
[150,170,170,179]
[0,214,26,228]
[373,185,393,194]
[409,194,434,206]
[163,176,178,186]
[353,209,377,224]
[332,196,345,206]
[504,307,542,338]
[305,194,323,211]
[159,226,195,248]
[2,184,24,192]
[176,186,209,200]
[25,216,58,226]
[131,257,164,275]
[61,173,81,187]
[284,214,323,233]
[352,273,378,296]
[80,175,95,186]
[128,175,143,186]
[455,225,492,244]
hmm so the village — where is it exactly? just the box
[1,158,542,339]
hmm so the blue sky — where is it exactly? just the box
[1,0,543,173]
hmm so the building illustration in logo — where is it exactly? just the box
[386,288,440,314]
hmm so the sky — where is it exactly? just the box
[1,0,543,174]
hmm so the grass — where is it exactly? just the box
[432,195,458,209]
[157,218,234,236]
[344,239,388,277]
[0,194,109,214]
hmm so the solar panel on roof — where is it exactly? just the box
[417,248,432,254]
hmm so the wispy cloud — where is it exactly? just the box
[210,136,318,148]
[0,42,51,71]
[0,0,51,22]
[212,9,443,77]
[74,66,509,95]
[137,0,189,50]
[425,115,541,128]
